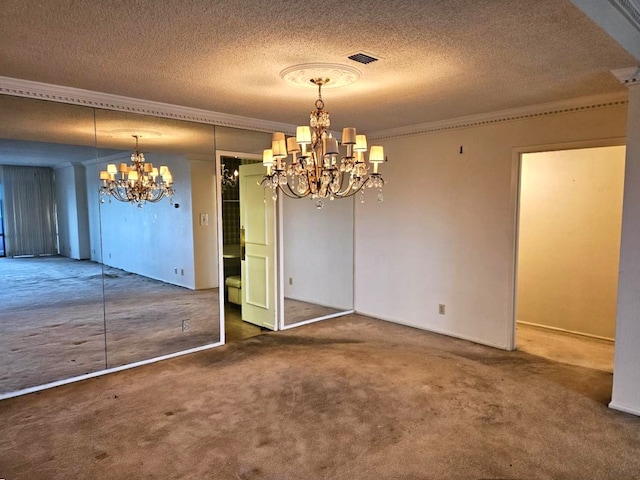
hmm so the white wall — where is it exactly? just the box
[355,105,627,349]
[517,147,625,339]
[74,164,91,259]
[98,152,196,288]
[54,165,77,258]
[612,84,640,416]
[283,195,354,310]
[190,156,219,289]
[54,164,91,260]
[84,160,104,262]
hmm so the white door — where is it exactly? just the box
[239,163,277,330]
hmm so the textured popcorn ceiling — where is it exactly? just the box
[0,0,638,133]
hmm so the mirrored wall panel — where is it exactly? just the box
[94,109,222,368]
[0,94,229,395]
[0,95,108,392]
[0,92,356,396]
[282,195,354,327]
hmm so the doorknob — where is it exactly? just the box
[240,227,245,261]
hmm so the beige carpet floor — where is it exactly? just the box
[1,314,639,479]
[517,322,614,372]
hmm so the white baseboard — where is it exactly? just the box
[0,341,223,401]
[280,310,354,330]
[609,400,640,417]
[354,310,509,350]
[516,320,615,342]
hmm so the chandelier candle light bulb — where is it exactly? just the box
[261,76,386,206]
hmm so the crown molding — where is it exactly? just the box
[612,66,640,85]
[610,0,640,31]
[367,92,629,140]
[0,76,296,134]
[570,0,640,60]
[0,76,630,144]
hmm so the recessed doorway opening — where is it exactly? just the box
[219,154,268,343]
[515,145,626,377]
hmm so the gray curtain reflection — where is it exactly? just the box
[0,165,57,256]
[0,95,105,395]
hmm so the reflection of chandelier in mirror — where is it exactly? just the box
[99,135,174,207]
[261,69,386,209]
[221,163,239,188]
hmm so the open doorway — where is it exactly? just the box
[515,145,625,373]
[219,154,268,342]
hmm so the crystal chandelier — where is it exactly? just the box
[261,78,386,208]
[99,135,174,206]
[221,163,239,188]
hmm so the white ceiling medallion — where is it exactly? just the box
[280,63,361,89]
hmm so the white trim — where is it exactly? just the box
[0,341,223,401]
[355,310,509,350]
[609,400,640,416]
[0,76,297,134]
[510,138,626,352]
[368,92,628,140]
[612,67,640,85]
[215,148,226,344]
[516,320,615,342]
[610,0,640,30]
[571,0,640,59]
[215,149,265,340]
[505,147,522,352]
[284,296,352,311]
[1,76,630,144]
[277,190,285,330]
[280,310,354,330]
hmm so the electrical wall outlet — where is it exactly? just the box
[181,269,184,276]
[289,277,293,285]
[438,304,446,315]
[182,320,190,332]
[174,268,178,274]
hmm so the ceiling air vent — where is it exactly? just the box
[347,52,379,65]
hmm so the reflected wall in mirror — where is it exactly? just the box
[282,195,355,327]
[93,109,222,368]
[0,90,356,397]
[0,95,108,393]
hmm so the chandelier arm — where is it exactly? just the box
[286,172,312,197]
[276,175,311,199]
[111,187,128,202]
[335,176,372,198]
[276,184,308,199]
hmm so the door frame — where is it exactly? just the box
[508,137,626,351]
[215,150,264,343]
